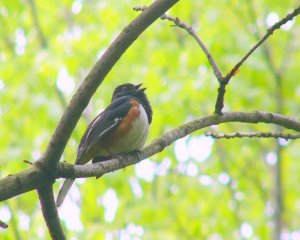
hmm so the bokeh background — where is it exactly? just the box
[1,0,300,239]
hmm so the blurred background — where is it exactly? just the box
[0,0,300,239]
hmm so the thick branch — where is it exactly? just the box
[0,166,45,201]
[31,0,180,238]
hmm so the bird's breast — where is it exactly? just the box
[99,102,149,155]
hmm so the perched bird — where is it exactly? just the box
[56,83,152,207]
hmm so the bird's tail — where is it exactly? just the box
[56,178,75,207]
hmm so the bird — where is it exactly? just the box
[56,83,152,207]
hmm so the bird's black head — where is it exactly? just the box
[111,83,153,124]
[111,83,141,101]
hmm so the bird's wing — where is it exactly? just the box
[76,96,132,163]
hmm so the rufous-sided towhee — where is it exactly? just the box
[56,83,152,207]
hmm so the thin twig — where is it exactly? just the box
[159,15,223,80]
[227,6,300,81]
[134,6,228,114]
[206,131,300,140]
[215,6,300,114]
[23,160,33,165]
[135,5,300,115]
[134,6,223,80]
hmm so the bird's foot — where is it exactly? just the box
[129,149,141,160]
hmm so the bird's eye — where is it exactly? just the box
[122,87,127,91]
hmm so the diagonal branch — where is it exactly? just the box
[134,6,223,81]
[227,6,300,82]
[159,15,223,80]
[32,0,180,238]
[0,0,181,203]
[40,0,180,173]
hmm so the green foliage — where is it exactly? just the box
[0,0,299,239]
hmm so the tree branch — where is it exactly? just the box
[56,111,300,179]
[0,0,180,202]
[227,6,300,81]
[37,185,65,240]
[215,6,300,114]
[160,15,223,80]
[206,131,300,140]
[0,166,45,201]
[135,6,300,115]
[134,6,223,80]
[2,2,298,238]
[1,111,300,202]
[30,0,180,238]
[40,0,180,173]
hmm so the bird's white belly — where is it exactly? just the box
[102,104,149,155]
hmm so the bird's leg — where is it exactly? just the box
[117,150,142,170]
[131,149,141,159]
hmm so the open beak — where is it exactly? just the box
[135,83,146,92]
[135,83,142,89]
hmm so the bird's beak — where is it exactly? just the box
[135,83,146,92]
[135,83,143,89]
